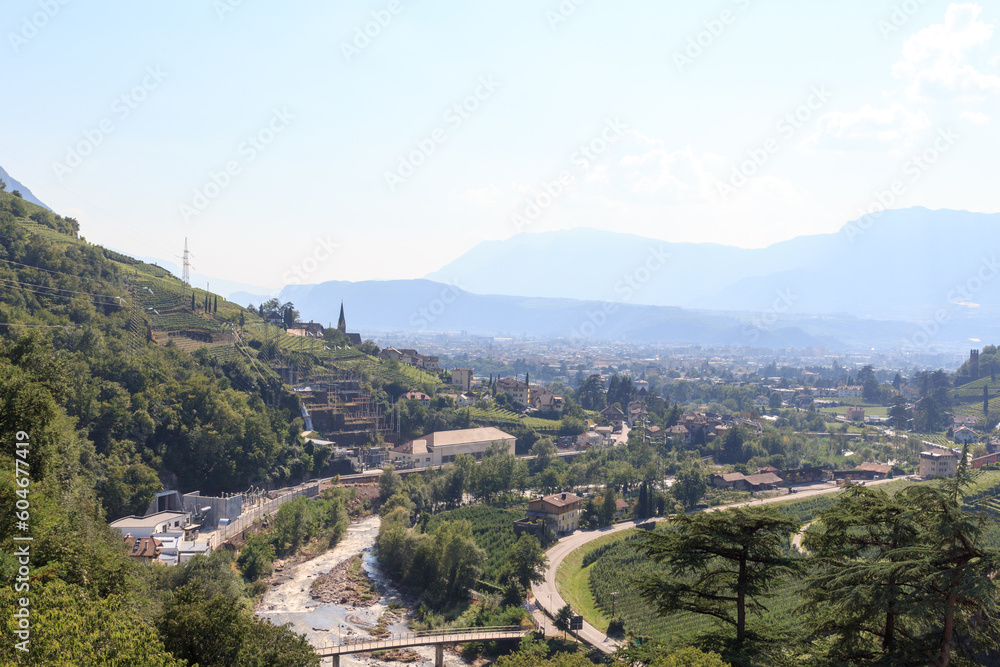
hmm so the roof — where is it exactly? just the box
[717,472,746,482]
[533,492,581,508]
[125,536,162,559]
[855,462,892,474]
[921,450,959,459]
[394,427,514,454]
[425,427,514,448]
[615,498,629,511]
[110,511,187,530]
[743,473,783,485]
[392,438,428,455]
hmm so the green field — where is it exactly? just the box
[465,407,563,433]
[817,405,888,418]
[556,479,924,642]
[424,505,525,585]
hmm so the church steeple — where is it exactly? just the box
[337,301,347,333]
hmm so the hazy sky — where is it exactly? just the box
[2,1,998,290]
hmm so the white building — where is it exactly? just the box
[391,426,516,467]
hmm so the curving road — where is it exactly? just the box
[531,476,906,653]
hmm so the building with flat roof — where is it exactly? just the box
[919,450,960,477]
[109,511,192,539]
[390,426,515,467]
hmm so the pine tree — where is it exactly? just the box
[636,506,801,648]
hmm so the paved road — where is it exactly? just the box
[531,476,907,654]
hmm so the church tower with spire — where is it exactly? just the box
[337,301,347,333]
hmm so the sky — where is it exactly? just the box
[1,0,998,291]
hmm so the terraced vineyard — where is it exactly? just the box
[951,376,1000,419]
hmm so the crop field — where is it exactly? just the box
[559,479,926,642]
[423,505,525,584]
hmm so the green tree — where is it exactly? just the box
[554,603,574,639]
[719,425,747,464]
[378,464,403,502]
[901,463,1000,665]
[158,583,319,667]
[504,534,548,589]
[889,394,909,430]
[635,505,801,647]
[237,531,276,582]
[578,374,607,411]
[802,484,921,662]
[671,464,707,510]
[600,487,617,527]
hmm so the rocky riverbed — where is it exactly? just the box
[255,516,476,666]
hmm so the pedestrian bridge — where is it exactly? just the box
[315,625,532,666]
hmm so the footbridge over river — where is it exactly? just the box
[315,625,532,666]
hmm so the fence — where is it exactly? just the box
[209,482,319,547]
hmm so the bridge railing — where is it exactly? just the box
[314,625,529,653]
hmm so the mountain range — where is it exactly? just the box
[426,207,1000,322]
[0,164,49,209]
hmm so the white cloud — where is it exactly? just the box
[893,3,1000,100]
[802,104,932,152]
[961,110,991,124]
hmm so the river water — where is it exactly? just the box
[256,516,475,666]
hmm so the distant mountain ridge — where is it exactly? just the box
[0,164,50,210]
[425,208,1000,323]
[231,278,1000,352]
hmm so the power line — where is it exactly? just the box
[0,276,124,302]
[0,257,117,283]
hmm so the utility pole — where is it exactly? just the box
[181,238,193,285]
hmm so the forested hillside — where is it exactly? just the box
[0,189,326,665]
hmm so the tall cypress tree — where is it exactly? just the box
[213,295,218,314]
[191,293,196,311]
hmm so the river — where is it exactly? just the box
[256,516,476,666]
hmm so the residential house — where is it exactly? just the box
[954,426,978,445]
[525,492,582,535]
[530,387,565,416]
[837,385,863,398]
[601,404,626,423]
[954,414,979,429]
[124,536,162,563]
[286,321,324,338]
[626,399,648,427]
[402,391,431,407]
[919,450,960,477]
[452,368,474,392]
[614,498,629,518]
[496,377,530,406]
[845,406,865,421]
